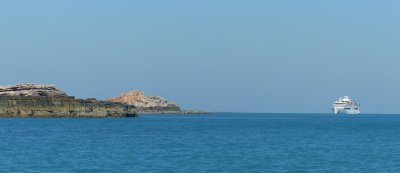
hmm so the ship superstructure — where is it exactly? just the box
[332,96,360,114]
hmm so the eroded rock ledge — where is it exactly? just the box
[0,84,136,117]
[0,84,66,97]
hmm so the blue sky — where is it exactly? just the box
[0,1,399,113]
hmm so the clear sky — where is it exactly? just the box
[0,1,399,113]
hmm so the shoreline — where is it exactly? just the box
[138,110,209,115]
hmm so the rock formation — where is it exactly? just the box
[0,84,136,117]
[0,84,66,97]
[106,91,181,113]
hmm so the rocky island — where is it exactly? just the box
[0,84,136,117]
[107,91,207,114]
[106,91,180,114]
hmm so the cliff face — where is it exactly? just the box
[106,91,181,113]
[0,84,136,117]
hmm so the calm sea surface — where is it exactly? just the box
[0,113,400,172]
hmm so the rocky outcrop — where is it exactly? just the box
[0,84,136,117]
[106,91,181,113]
[0,84,66,97]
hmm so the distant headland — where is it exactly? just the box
[0,83,206,117]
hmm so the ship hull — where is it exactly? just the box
[333,107,361,115]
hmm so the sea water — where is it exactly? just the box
[0,113,399,172]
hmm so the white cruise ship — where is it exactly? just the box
[332,96,360,114]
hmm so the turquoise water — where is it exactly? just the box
[1,113,400,172]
